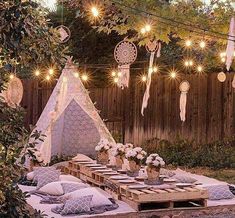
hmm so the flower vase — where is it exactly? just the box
[97,151,109,165]
[127,160,141,177]
[145,166,162,185]
[115,155,123,169]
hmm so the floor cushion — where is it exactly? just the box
[60,187,113,207]
[59,174,81,183]
[203,185,234,200]
[37,170,60,189]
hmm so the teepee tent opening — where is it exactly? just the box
[33,59,114,164]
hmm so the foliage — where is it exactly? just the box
[0,101,44,217]
[0,0,67,79]
[142,136,235,169]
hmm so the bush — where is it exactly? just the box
[142,136,235,169]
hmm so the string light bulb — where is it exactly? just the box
[9,74,14,80]
[221,57,226,63]
[111,71,116,77]
[114,77,119,83]
[74,72,79,78]
[35,70,40,76]
[185,39,192,47]
[189,60,193,66]
[46,75,51,81]
[142,75,147,82]
[81,74,88,81]
[170,71,177,79]
[220,52,226,58]
[49,68,54,75]
[184,61,189,67]
[117,72,122,77]
[140,27,146,35]
[145,24,151,32]
[91,6,99,17]
[153,66,158,73]
[197,65,203,72]
[199,40,206,49]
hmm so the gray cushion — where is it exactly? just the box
[36,170,60,189]
[61,183,89,194]
[33,167,57,182]
[173,175,197,183]
[60,195,93,215]
[51,204,64,214]
[160,168,176,177]
[205,185,234,200]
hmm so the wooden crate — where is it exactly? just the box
[119,186,208,211]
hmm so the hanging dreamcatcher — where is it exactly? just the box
[179,80,190,122]
[141,40,161,116]
[114,40,137,89]
[1,76,24,108]
[55,25,71,43]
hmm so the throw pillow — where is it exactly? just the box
[160,168,176,177]
[59,174,81,183]
[39,181,64,196]
[60,195,93,215]
[37,170,60,189]
[60,187,113,207]
[26,172,34,181]
[61,183,89,194]
[33,167,57,182]
[204,185,234,200]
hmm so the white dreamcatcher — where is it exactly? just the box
[179,81,190,122]
[141,40,161,116]
[114,40,137,89]
[55,25,71,43]
[1,76,24,108]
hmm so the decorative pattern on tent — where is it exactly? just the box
[51,99,100,157]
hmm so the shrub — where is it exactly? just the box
[142,136,235,169]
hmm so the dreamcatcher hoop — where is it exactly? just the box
[179,80,190,92]
[6,76,24,107]
[145,40,159,53]
[114,40,137,89]
[55,25,71,43]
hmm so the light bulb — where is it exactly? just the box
[74,72,79,78]
[189,60,193,66]
[199,41,206,49]
[197,65,203,72]
[82,74,88,81]
[35,70,40,76]
[91,6,99,17]
[49,69,54,75]
[220,52,226,58]
[117,72,122,77]
[46,75,50,81]
[221,57,226,63]
[9,74,14,80]
[145,24,151,32]
[153,66,158,73]
[114,77,118,83]
[142,75,147,82]
[170,71,177,79]
[111,71,116,77]
[140,27,146,35]
[185,39,192,47]
[184,61,189,67]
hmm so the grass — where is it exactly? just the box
[182,167,235,184]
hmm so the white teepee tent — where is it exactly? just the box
[33,59,114,164]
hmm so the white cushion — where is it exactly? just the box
[72,154,93,161]
[61,187,113,207]
[39,181,64,196]
[59,175,81,183]
[39,181,86,196]
[27,171,34,181]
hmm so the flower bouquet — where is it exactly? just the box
[145,154,165,184]
[95,138,112,165]
[126,147,147,177]
[114,143,126,169]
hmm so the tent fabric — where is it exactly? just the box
[33,61,114,163]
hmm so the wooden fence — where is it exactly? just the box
[21,73,235,145]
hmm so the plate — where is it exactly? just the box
[118,180,136,184]
[90,166,107,169]
[135,176,146,182]
[94,169,113,173]
[72,159,92,162]
[176,183,194,188]
[128,185,148,189]
[163,178,176,183]
[110,176,128,180]
[103,172,119,176]
[117,169,127,174]
[85,164,102,167]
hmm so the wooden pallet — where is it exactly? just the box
[119,185,208,211]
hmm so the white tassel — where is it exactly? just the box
[226,17,235,71]
[232,74,235,88]
[117,65,130,89]
[180,92,187,122]
[157,42,161,58]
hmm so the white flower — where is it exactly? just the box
[104,145,109,150]
[160,160,165,166]
[153,160,160,167]
[133,147,142,152]
[146,159,152,164]
[137,154,144,160]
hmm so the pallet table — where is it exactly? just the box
[63,160,209,211]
